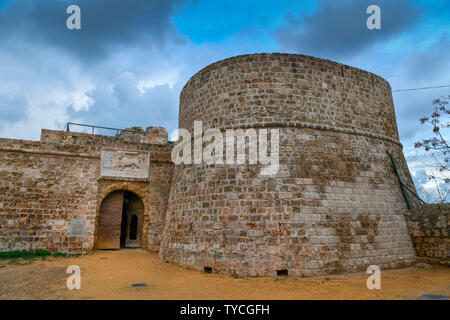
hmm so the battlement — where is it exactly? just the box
[41,125,168,145]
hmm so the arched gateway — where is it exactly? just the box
[96,190,144,249]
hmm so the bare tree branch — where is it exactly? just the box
[414,95,450,203]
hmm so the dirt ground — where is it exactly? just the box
[0,249,449,300]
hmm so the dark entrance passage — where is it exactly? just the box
[129,215,138,240]
[96,190,144,249]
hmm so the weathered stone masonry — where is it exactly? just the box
[0,128,173,253]
[0,53,447,276]
[405,204,449,266]
[159,53,421,276]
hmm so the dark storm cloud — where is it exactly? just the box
[0,93,27,129]
[0,0,185,63]
[275,0,422,59]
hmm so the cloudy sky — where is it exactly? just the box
[0,0,449,199]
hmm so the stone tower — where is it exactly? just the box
[159,53,418,276]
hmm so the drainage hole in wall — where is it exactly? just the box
[204,267,212,274]
[277,269,288,276]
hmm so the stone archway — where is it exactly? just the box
[96,190,144,249]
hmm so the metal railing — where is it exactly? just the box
[65,122,142,137]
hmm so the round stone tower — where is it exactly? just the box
[160,53,418,276]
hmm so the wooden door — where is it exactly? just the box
[96,191,124,249]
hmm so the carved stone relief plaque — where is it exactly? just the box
[100,148,150,179]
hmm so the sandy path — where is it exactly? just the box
[0,249,449,300]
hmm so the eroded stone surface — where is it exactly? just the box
[405,204,449,266]
[0,53,445,277]
[159,53,420,276]
[0,129,173,253]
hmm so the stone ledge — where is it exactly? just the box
[98,177,150,182]
[220,121,403,147]
[0,146,99,159]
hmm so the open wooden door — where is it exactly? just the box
[96,191,124,249]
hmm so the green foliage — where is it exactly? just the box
[0,250,51,259]
[34,250,52,257]
[52,252,67,258]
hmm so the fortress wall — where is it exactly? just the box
[0,142,98,252]
[161,128,416,276]
[160,53,418,276]
[0,130,173,253]
[405,204,449,266]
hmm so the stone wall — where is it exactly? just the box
[0,128,173,254]
[178,53,400,143]
[405,204,449,266]
[160,53,418,276]
[0,52,432,278]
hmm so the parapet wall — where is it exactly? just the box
[405,204,449,266]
